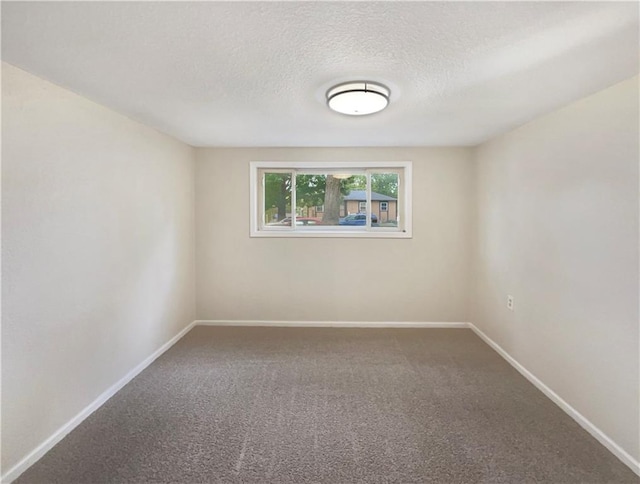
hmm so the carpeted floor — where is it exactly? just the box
[16,327,638,483]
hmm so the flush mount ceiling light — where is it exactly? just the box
[326,81,390,116]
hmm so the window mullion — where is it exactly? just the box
[366,171,372,230]
[259,170,265,230]
[398,169,403,231]
[291,170,297,230]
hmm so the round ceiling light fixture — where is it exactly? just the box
[326,81,390,116]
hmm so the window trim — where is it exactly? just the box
[250,161,412,238]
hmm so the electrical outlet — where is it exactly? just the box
[507,295,514,311]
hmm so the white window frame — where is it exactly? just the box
[250,161,412,238]
[380,201,389,212]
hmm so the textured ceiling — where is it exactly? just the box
[2,2,638,147]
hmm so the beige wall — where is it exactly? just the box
[196,147,473,322]
[471,76,639,461]
[1,64,196,473]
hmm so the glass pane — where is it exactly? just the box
[371,173,399,228]
[340,175,369,226]
[264,172,292,226]
[294,174,328,227]
[295,174,368,227]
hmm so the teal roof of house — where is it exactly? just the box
[343,190,396,201]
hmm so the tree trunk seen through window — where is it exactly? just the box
[322,175,342,225]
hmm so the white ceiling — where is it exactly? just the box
[2,1,638,147]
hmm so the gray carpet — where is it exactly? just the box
[16,327,638,483]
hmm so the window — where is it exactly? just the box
[250,161,412,238]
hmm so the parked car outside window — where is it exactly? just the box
[338,213,378,226]
[267,217,323,226]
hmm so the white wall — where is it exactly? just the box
[196,147,473,323]
[1,63,196,473]
[471,76,639,462]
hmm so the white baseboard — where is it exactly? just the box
[195,320,469,328]
[1,320,198,484]
[468,322,640,477]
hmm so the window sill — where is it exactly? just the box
[250,229,412,239]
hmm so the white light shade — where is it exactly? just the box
[327,82,390,116]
